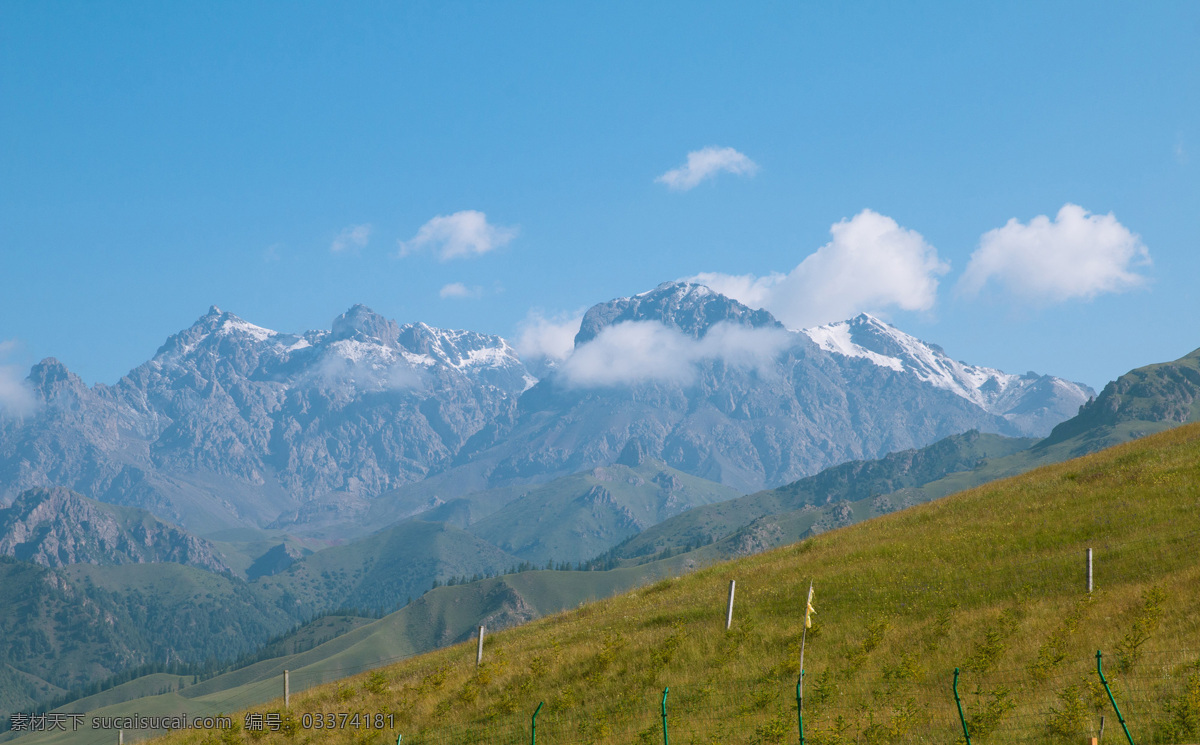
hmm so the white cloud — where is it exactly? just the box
[0,341,37,417]
[688,209,948,329]
[957,204,1150,302]
[439,282,483,299]
[398,210,518,260]
[514,310,584,363]
[331,224,372,253]
[656,146,759,191]
[557,320,792,388]
[307,352,422,393]
[687,271,786,311]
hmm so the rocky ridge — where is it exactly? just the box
[0,486,231,573]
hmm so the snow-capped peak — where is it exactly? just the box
[217,317,276,342]
[804,315,904,373]
[634,280,714,299]
[803,314,1091,418]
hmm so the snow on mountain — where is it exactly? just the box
[803,313,1094,427]
[146,305,525,389]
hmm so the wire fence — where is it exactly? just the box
[367,648,1200,745]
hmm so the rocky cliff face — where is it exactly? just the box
[0,486,231,573]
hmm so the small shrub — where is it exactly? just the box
[965,607,1021,675]
[649,622,685,669]
[550,685,578,710]
[1044,683,1087,743]
[1158,662,1200,741]
[862,697,917,745]
[417,666,448,693]
[963,685,1015,740]
[924,606,955,653]
[752,712,790,743]
[807,669,836,708]
[882,652,925,684]
[362,670,388,695]
[807,714,852,745]
[529,654,548,677]
[1115,586,1167,672]
[845,618,890,674]
[1030,596,1089,681]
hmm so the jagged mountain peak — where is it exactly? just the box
[29,357,73,380]
[151,307,278,363]
[635,280,717,300]
[27,357,87,401]
[325,308,519,372]
[575,280,782,346]
[396,323,523,372]
[332,304,401,347]
[810,313,941,363]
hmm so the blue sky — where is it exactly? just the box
[1,1,1197,394]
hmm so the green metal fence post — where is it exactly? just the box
[531,701,543,745]
[1096,650,1136,745]
[661,686,669,745]
[796,671,805,745]
[953,668,971,745]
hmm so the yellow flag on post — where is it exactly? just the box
[804,585,815,628]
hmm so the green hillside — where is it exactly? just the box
[131,421,1200,745]
[467,458,739,565]
[1038,346,1200,453]
[607,431,1034,564]
[0,559,300,714]
[265,520,522,616]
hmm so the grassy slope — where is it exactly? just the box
[5,559,691,744]
[124,421,1200,745]
[466,458,740,565]
[610,431,1035,563]
[203,530,325,580]
[263,520,522,616]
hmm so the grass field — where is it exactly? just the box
[94,421,1200,745]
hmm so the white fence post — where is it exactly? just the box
[725,580,736,630]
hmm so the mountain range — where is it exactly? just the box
[0,280,1123,722]
[0,281,1092,538]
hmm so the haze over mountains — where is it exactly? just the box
[0,281,1093,538]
